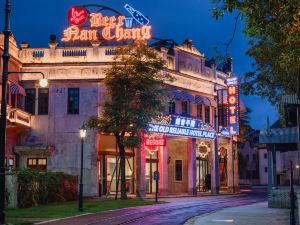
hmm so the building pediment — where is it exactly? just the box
[175,39,204,58]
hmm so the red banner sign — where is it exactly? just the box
[145,138,166,146]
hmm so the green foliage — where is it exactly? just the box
[5,187,10,206]
[238,107,253,142]
[15,169,77,208]
[212,0,300,105]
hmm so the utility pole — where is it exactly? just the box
[0,0,11,224]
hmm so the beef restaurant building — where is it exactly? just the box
[3,4,243,196]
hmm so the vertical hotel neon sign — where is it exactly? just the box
[227,77,239,136]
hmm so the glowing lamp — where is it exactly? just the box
[79,127,87,139]
[39,78,48,88]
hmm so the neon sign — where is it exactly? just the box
[124,4,150,26]
[145,138,166,146]
[68,6,88,26]
[227,77,239,135]
[147,123,216,139]
[62,5,152,43]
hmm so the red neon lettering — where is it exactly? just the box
[228,86,236,95]
[228,96,236,104]
[229,106,236,114]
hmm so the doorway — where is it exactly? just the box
[146,150,158,194]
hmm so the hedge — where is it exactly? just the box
[15,169,78,208]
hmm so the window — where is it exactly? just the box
[264,153,267,159]
[181,101,189,116]
[68,88,80,114]
[175,160,183,181]
[218,105,227,127]
[246,154,249,161]
[204,106,210,124]
[264,167,268,173]
[27,158,47,170]
[197,105,202,119]
[38,88,49,115]
[169,101,176,114]
[252,154,256,161]
[25,88,36,114]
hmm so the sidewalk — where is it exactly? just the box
[185,202,290,225]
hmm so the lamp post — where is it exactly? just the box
[79,125,87,211]
[0,0,11,224]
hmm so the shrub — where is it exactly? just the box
[15,169,78,208]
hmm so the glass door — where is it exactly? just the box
[146,150,158,194]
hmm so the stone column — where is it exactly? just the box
[227,138,234,192]
[159,142,168,196]
[211,138,219,194]
[136,142,146,199]
[187,138,197,195]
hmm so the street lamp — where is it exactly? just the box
[78,125,87,211]
[0,0,12,224]
[0,1,48,222]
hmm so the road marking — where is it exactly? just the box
[212,219,235,223]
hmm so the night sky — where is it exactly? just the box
[2,0,278,130]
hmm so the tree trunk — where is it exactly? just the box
[117,140,127,200]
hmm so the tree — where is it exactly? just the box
[87,41,170,199]
[212,0,300,105]
[238,107,253,142]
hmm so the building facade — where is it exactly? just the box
[1,5,242,197]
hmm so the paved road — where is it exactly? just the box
[40,191,266,225]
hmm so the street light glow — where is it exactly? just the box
[79,128,87,139]
[39,78,48,88]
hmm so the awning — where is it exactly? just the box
[259,127,297,144]
[9,81,26,96]
[168,89,194,102]
[195,95,217,107]
[281,94,300,106]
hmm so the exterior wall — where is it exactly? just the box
[258,148,268,185]
[239,141,260,185]
[6,36,237,196]
[167,138,188,194]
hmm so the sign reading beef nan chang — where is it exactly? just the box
[147,123,216,139]
[62,5,152,42]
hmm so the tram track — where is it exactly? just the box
[85,195,264,225]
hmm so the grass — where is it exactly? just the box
[6,198,165,225]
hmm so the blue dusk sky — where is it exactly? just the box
[2,0,278,130]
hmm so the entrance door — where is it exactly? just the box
[146,151,158,194]
[196,156,210,192]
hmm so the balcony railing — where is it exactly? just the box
[0,104,31,128]
[8,108,31,127]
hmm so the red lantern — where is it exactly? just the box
[67,6,88,26]
[48,145,55,154]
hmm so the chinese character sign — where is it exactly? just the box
[62,5,152,43]
[227,77,239,136]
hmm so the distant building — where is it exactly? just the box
[238,130,260,185]
[259,120,298,187]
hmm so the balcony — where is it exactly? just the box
[0,104,31,128]
[8,107,31,128]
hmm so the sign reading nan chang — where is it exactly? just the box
[227,77,239,136]
[62,5,152,43]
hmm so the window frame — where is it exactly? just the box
[67,88,80,115]
[204,106,210,124]
[197,104,202,119]
[25,88,36,115]
[174,159,183,181]
[27,157,47,170]
[38,88,49,115]
[169,101,176,114]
